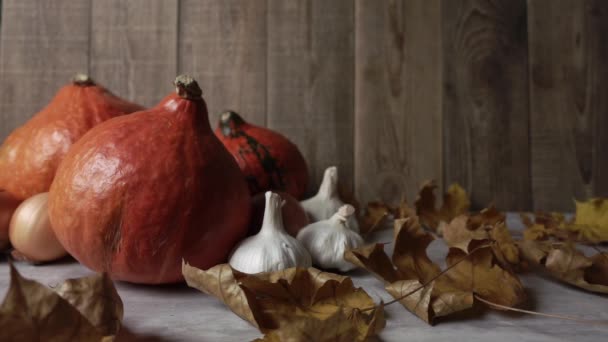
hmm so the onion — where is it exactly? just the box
[0,191,21,250]
[9,192,67,262]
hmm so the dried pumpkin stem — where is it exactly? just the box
[174,74,203,100]
[474,295,608,325]
[360,243,491,312]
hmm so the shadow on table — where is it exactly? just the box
[116,326,172,342]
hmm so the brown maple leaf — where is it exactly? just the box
[183,262,384,341]
[359,201,392,235]
[441,213,520,269]
[518,240,608,293]
[414,181,470,231]
[0,264,123,341]
[346,218,525,324]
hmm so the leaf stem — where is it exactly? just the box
[474,295,608,325]
[363,212,388,239]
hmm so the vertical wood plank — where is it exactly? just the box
[354,0,443,205]
[442,0,531,210]
[90,0,178,107]
[0,0,90,141]
[178,0,267,126]
[528,0,608,211]
[267,0,354,195]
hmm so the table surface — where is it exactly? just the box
[1,214,607,342]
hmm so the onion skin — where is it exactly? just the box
[0,191,21,250]
[9,192,67,262]
[249,191,309,237]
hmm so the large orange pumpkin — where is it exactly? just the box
[48,75,251,284]
[0,74,143,200]
[215,111,309,199]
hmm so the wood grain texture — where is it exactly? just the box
[354,0,442,206]
[90,0,178,107]
[442,0,531,210]
[267,0,354,195]
[0,0,90,141]
[178,0,267,126]
[528,0,608,211]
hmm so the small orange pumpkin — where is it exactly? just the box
[0,74,143,199]
[215,111,309,199]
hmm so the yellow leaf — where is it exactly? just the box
[568,198,608,243]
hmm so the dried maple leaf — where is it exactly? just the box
[521,212,573,241]
[183,262,384,341]
[359,201,391,235]
[346,218,525,324]
[394,199,416,220]
[56,273,123,338]
[0,264,123,341]
[518,240,608,293]
[414,181,470,231]
[441,213,520,269]
[564,198,608,243]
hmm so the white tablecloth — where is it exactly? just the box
[1,214,606,341]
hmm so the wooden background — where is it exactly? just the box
[0,0,606,212]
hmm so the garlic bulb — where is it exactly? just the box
[300,166,359,232]
[297,204,363,272]
[0,191,21,250]
[229,191,312,273]
[9,192,67,262]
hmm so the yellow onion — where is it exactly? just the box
[9,192,67,262]
[0,191,21,250]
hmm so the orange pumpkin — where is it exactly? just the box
[215,111,309,199]
[0,74,143,200]
[48,75,251,284]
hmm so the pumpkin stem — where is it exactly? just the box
[219,111,246,136]
[72,73,95,86]
[174,75,203,100]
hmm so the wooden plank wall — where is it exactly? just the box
[0,0,607,211]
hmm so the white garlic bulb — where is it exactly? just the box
[229,191,312,274]
[296,204,363,272]
[300,166,359,232]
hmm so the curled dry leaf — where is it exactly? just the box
[182,262,384,341]
[359,202,391,235]
[414,181,470,231]
[518,240,608,293]
[345,218,525,324]
[0,264,123,341]
[56,272,123,338]
[441,213,520,269]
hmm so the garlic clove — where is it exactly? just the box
[9,192,67,262]
[229,191,311,274]
[300,166,360,232]
[297,204,364,272]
